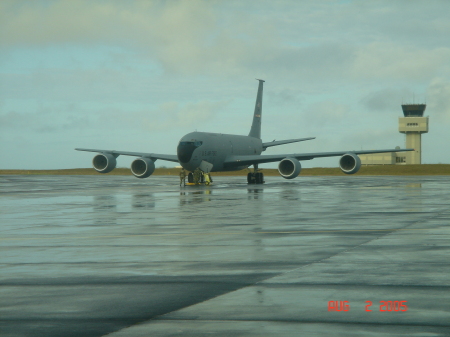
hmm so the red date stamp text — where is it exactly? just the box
[328,301,408,312]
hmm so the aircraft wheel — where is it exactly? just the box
[255,172,264,184]
[188,172,194,183]
[247,173,255,184]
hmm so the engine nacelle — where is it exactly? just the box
[278,157,302,179]
[92,153,117,173]
[339,153,361,174]
[131,157,155,178]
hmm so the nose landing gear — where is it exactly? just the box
[186,169,213,186]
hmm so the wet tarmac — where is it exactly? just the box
[1,174,450,336]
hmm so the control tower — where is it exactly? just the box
[398,104,428,164]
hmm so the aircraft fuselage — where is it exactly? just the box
[177,131,263,172]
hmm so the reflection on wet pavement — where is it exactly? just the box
[1,175,450,337]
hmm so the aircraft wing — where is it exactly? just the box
[224,148,414,168]
[75,148,179,163]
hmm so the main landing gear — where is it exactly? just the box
[247,164,264,184]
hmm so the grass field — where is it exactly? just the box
[1,164,449,176]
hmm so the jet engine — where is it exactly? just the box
[278,157,302,179]
[339,153,361,174]
[92,153,117,173]
[131,157,155,178]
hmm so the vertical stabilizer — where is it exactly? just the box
[248,79,264,139]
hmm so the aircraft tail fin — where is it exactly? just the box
[248,79,264,139]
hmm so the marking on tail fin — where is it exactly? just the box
[249,79,264,139]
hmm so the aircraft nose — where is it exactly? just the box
[177,141,202,163]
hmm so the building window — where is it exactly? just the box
[396,157,406,163]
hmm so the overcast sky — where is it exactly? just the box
[1,0,449,170]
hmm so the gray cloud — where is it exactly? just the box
[361,88,415,113]
[77,100,230,132]
[267,88,302,106]
[426,78,450,123]
[351,42,450,82]
[0,104,90,132]
[302,101,353,128]
[0,99,230,134]
[3,1,449,83]
[127,99,231,132]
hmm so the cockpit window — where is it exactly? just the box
[177,141,203,163]
[179,141,202,147]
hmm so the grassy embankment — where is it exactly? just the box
[1,164,449,176]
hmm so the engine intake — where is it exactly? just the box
[278,157,302,179]
[92,153,117,173]
[131,157,155,178]
[339,153,361,174]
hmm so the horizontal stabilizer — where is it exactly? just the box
[262,137,315,150]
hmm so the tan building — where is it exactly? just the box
[359,152,396,165]
[360,104,428,165]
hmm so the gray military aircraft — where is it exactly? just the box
[76,80,413,184]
